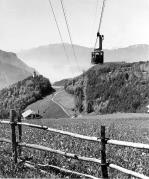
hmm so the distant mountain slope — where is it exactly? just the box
[0,50,34,89]
[53,79,70,86]
[104,44,149,62]
[18,43,149,82]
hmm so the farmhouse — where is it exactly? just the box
[147,105,149,113]
[22,109,42,120]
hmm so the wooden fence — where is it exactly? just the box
[0,109,149,179]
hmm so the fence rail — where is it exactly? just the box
[0,109,149,179]
[26,162,101,179]
[108,140,149,150]
[0,120,11,125]
[19,142,102,164]
[0,138,11,143]
[109,164,149,179]
[17,122,101,142]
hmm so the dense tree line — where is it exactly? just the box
[65,62,149,114]
[0,75,54,118]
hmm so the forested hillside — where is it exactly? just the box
[0,75,54,118]
[65,62,149,114]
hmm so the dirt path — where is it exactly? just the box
[52,89,75,116]
[51,90,70,117]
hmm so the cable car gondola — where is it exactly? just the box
[91,32,104,64]
[91,0,106,65]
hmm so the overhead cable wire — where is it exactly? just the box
[89,0,100,53]
[98,0,106,33]
[47,0,70,66]
[94,0,106,49]
[60,0,82,72]
[89,0,100,47]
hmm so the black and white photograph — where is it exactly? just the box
[0,0,149,178]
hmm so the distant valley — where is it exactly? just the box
[18,43,92,83]
[18,43,149,82]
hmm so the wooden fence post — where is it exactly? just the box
[17,113,22,157]
[10,109,17,163]
[101,125,108,179]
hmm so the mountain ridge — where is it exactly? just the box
[18,43,149,82]
[0,49,35,89]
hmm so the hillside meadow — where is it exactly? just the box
[0,114,149,178]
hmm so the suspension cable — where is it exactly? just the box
[89,0,100,53]
[47,0,70,64]
[98,0,106,33]
[94,0,106,49]
[60,0,82,72]
[89,0,99,46]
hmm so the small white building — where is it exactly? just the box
[22,109,42,120]
[146,105,149,113]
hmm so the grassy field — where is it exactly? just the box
[26,93,69,119]
[53,90,75,116]
[0,114,149,178]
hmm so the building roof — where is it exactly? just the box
[22,109,35,118]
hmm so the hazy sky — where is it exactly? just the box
[0,0,149,52]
